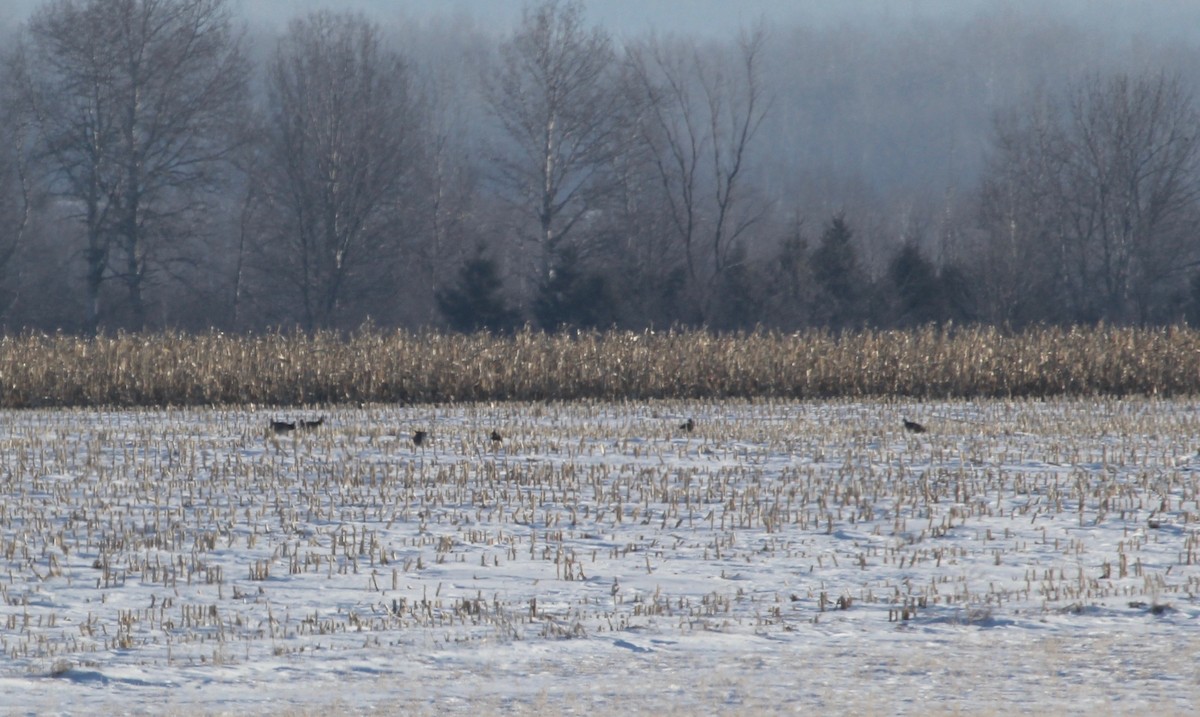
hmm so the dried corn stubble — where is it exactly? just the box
[1,396,1197,681]
[1,326,1199,408]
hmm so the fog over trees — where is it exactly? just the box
[2,0,1200,333]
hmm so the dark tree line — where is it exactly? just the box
[1,0,1199,334]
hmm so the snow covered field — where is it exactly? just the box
[1,399,1198,715]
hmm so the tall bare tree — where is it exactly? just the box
[977,72,1200,324]
[13,0,248,331]
[0,70,33,315]
[485,0,621,286]
[1065,72,1200,322]
[11,1,121,332]
[624,28,770,321]
[974,90,1073,325]
[410,39,485,326]
[253,11,420,330]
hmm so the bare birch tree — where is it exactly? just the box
[485,0,621,286]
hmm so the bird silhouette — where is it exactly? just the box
[412,430,428,447]
[301,416,325,430]
[490,430,502,443]
[680,418,695,432]
[902,418,927,434]
[270,420,296,434]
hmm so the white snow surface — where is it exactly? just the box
[1,399,1198,715]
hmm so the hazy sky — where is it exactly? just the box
[3,1,1199,43]
[0,0,1089,36]
[223,0,982,35]
[2,0,973,34]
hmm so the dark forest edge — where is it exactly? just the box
[1,324,1198,409]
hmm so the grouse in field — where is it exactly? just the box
[412,430,429,447]
[680,417,695,432]
[301,416,325,430]
[490,430,503,443]
[902,418,927,434]
[271,420,296,434]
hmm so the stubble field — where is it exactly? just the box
[0,397,1198,714]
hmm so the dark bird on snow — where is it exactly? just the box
[902,418,927,434]
[490,430,503,443]
[680,417,695,432]
[271,420,296,434]
[301,416,325,430]
[412,430,429,447]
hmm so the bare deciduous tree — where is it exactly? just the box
[411,42,485,326]
[1065,72,1200,322]
[485,0,621,286]
[0,72,33,316]
[11,1,121,332]
[254,11,421,330]
[974,90,1072,325]
[624,27,770,321]
[14,0,248,331]
[977,71,1200,324]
